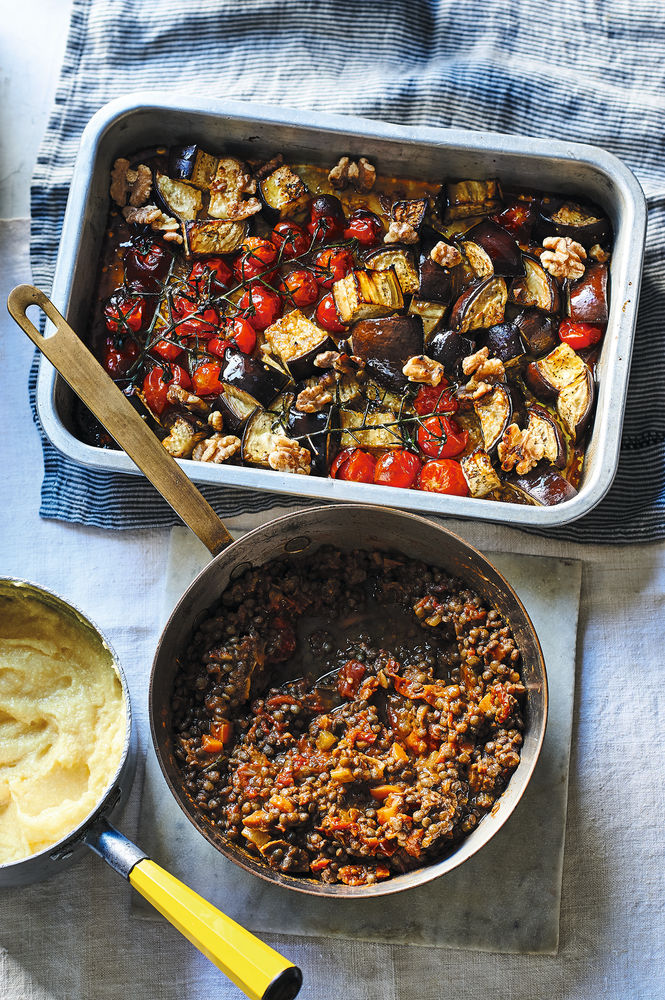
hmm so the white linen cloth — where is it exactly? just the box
[2,220,664,999]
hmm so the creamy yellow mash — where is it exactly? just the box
[0,591,126,865]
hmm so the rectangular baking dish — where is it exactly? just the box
[36,93,646,528]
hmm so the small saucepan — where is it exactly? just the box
[8,285,547,911]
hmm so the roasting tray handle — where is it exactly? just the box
[8,284,233,556]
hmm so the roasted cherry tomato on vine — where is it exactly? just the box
[123,241,171,293]
[271,220,310,259]
[315,292,347,333]
[102,336,139,376]
[343,209,383,246]
[279,269,320,308]
[330,448,376,483]
[172,296,219,339]
[313,247,355,289]
[413,383,458,416]
[373,449,422,489]
[417,459,469,496]
[207,337,230,359]
[192,362,225,397]
[417,415,468,459]
[233,237,278,281]
[152,338,183,361]
[307,195,346,242]
[558,319,604,350]
[142,364,191,415]
[217,316,257,354]
[187,257,232,296]
[238,283,283,331]
[103,294,146,334]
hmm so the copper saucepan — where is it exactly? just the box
[9,287,547,907]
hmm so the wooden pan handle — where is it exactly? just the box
[8,284,233,556]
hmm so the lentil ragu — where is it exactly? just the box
[171,548,525,887]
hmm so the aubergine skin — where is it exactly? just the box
[220,349,287,408]
[515,309,558,356]
[568,263,609,324]
[464,220,523,277]
[351,316,423,365]
[352,316,423,390]
[311,194,345,222]
[525,360,560,401]
[286,404,339,475]
[481,322,523,364]
[418,256,455,303]
[287,335,336,382]
[539,199,610,249]
[427,329,476,377]
[507,466,577,505]
[168,144,198,181]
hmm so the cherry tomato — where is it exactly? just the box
[207,337,230,359]
[142,364,191,415]
[279,269,319,308]
[313,247,355,289]
[315,292,347,333]
[123,241,171,293]
[192,362,224,396]
[558,319,604,350]
[330,448,376,483]
[373,450,422,489]
[271,220,310,259]
[152,338,183,361]
[103,294,146,334]
[217,317,257,354]
[233,237,278,281]
[307,195,346,242]
[343,209,383,246]
[172,295,219,339]
[187,258,232,296]
[413,383,458,416]
[238,283,283,331]
[102,336,139,376]
[417,415,468,459]
[417,459,469,496]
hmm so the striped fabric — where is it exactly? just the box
[30,0,665,542]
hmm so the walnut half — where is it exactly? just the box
[295,376,335,413]
[459,346,506,400]
[540,236,586,280]
[267,437,311,475]
[402,355,445,386]
[497,423,544,475]
[384,220,419,245]
[328,156,376,192]
[192,434,241,464]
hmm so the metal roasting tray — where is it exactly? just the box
[36,94,647,528]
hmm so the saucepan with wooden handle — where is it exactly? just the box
[7,284,547,961]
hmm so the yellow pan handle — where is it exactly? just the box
[129,859,302,1000]
[84,821,302,1000]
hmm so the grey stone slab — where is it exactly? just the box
[134,535,580,954]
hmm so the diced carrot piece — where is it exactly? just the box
[405,730,427,755]
[370,784,404,801]
[310,857,331,872]
[210,719,233,743]
[391,742,408,763]
[201,734,225,753]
